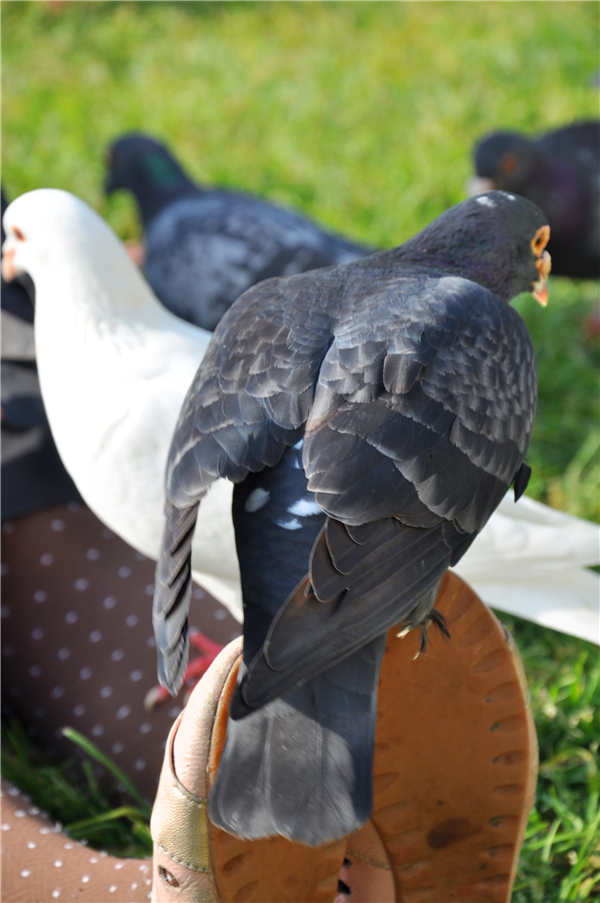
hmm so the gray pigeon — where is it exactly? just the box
[472,121,600,278]
[153,191,551,846]
[105,133,372,330]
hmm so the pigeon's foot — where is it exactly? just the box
[145,630,224,711]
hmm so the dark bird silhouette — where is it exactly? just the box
[472,122,600,278]
[153,191,550,846]
[104,133,371,330]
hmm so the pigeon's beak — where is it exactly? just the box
[1,245,18,282]
[531,226,551,307]
[469,176,496,196]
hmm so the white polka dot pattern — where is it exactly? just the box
[1,779,152,902]
[1,503,239,801]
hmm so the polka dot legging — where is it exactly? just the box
[1,501,241,801]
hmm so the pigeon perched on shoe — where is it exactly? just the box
[472,122,600,279]
[153,190,551,845]
[104,133,372,330]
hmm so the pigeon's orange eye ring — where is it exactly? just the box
[13,227,26,242]
[531,225,550,257]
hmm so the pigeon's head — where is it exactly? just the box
[2,189,106,283]
[105,133,194,209]
[2,188,163,320]
[471,131,537,195]
[398,191,551,306]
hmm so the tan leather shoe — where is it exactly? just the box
[151,638,346,902]
[150,572,537,903]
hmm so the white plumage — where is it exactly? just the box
[2,189,241,614]
[2,188,598,644]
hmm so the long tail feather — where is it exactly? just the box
[153,502,199,694]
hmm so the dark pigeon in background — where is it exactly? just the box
[153,191,550,846]
[472,121,600,279]
[105,133,372,330]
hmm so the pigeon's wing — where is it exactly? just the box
[238,274,538,708]
[306,274,536,531]
[153,271,337,692]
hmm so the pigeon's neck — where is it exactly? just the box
[136,178,201,227]
[30,242,173,346]
[131,155,202,226]
[387,231,513,302]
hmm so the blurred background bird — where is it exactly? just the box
[472,122,600,279]
[105,133,372,330]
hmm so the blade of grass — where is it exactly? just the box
[61,726,150,815]
[67,805,153,834]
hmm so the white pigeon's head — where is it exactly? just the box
[1,188,172,326]
[2,188,121,283]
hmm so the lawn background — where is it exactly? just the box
[2,2,599,900]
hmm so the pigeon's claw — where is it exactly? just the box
[415,609,451,659]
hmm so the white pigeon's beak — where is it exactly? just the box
[1,245,18,282]
[469,176,496,196]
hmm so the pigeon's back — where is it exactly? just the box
[144,191,371,330]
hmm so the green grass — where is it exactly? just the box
[2,1,599,897]
[498,614,600,902]
[1,719,152,858]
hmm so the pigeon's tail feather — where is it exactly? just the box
[153,501,199,695]
[209,634,386,846]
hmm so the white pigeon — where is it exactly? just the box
[2,188,241,615]
[2,189,598,645]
